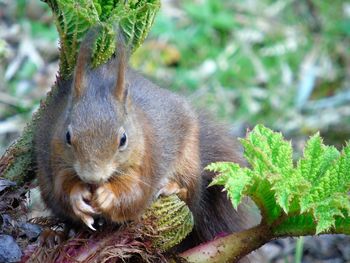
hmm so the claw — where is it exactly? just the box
[82,216,96,231]
[70,183,99,228]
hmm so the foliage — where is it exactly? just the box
[1,1,349,153]
[208,124,350,235]
[135,0,350,142]
[45,0,160,77]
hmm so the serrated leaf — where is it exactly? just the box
[298,134,339,183]
[300,143,350,233]
[240,125,307,212]
[273,214,316,237]
[45,0,160,77]
[248,177,282,224]
[208,162,253,209]
[208,124,350,238]
[314,206,339,234]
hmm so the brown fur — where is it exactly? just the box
[73,27,100,99]
[114,39,127,102]
[92,108,158,222]
[34,29,261,261]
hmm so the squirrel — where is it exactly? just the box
[34,27,260,260]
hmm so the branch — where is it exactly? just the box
[180,224,272,263]
[180,212,350,262]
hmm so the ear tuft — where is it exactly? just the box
[114,33,129,103]
[73,26,102,98]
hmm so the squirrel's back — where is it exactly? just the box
[127,70,259,244]
[128,73,261,261]
[128,69,197,156]
[34,78,74,220]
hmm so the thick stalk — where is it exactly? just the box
[180,224,273,263]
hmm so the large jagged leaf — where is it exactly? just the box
[208,163,253,209]
[249,178,282,224]
[44,0,160,77]
[298,134,339,183]
[210,124,350,237]
[45,0,99,76]
[272,214,316,237]
[299,143,350,233]
[240,125,308,212]
[208,162,281,224]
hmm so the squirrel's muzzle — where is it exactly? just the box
[74,161,115,184]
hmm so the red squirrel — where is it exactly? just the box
[34,27,259,258]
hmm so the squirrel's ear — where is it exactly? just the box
[73,26,100,99]
[113,34,129,104]
[123,84,132,110]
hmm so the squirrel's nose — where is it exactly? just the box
[74,162,114,184]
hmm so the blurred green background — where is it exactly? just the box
[1,0,350,155]
[0,1,350,262]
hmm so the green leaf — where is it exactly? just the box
[45,0,160,77]
[300,144,350,233]
[208,162,253,209]
[240,125,307,212]
[208,124,350,238]
[273,214,316,237]
[298,134,339,183]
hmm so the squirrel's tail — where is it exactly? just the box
[196,112,258,240]
[178,112,264,262]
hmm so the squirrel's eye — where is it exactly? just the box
[119,132,127,150]
[66,131,72,146]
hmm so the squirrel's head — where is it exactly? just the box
[60,27,142,184]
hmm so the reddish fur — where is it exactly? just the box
[73,27,100,98]
[114,42,127,102]
[92,110,157,222]
[172,118,201,205]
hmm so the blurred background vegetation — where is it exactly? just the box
[1,0,350,155]
[0,1,350,261]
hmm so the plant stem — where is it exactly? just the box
[294,237,304,263]
[180,224,273,263]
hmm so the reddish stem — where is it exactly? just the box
[180,224,272,263]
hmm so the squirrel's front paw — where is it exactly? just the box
[158,181,188,201]
[93,184,117,213]
[70,183,99,230]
